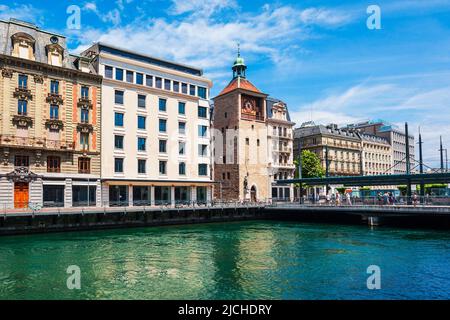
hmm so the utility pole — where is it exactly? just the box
[418,128,424,203]
[440,136,445,173]
[297,135,303,204]
[405,123,412,204]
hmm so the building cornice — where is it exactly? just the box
[100,53,213,88]
[0,54,103,83]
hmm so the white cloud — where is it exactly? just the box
[0,4,43,23]
[169,0,237,17]
[83,2,121,26]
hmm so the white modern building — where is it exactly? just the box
[82,43,213,206]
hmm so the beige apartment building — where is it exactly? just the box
[213,52,270,202]
[267,98,296,201]
[82,43,213,206]
[294,123,362,177]
[0,19,102,209]
[361,133,393,176]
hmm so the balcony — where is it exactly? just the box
[45,119,64,131]
[0,135,74,151]
[46,93,64,105]
[77,123,94,133]
[12,115,33,128]
[241,113,265,122]
[13,87,32,100]
[78,97,93,109]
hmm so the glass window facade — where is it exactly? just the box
[115,90,124,104]
[114,113,124,126]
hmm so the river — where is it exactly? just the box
[0,221,449,299]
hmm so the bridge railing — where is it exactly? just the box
[270,196,450,208]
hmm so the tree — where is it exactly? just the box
[294,150,325,179]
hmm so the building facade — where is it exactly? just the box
[294,123,362,177]
[347,120,415,174]
[0,19,102,209]
[267,98,295,201]
[82,43,213,206]
[361,133,393,176]
[213,52,270,202]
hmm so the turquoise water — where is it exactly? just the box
[0,221,449,300]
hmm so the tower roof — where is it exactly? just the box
[216,77,262,97]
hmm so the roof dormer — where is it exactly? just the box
[46,43,64,67]
[11,32,36,60]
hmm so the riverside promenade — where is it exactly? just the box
[1,199,450,235]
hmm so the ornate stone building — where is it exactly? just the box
[294,122,363,177]
[213,52,270,202]
[267,98,295,201]
[0,19,102,209]
[361,133,393,176]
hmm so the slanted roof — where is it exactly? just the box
[216,77,262,97]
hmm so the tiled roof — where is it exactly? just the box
[216,77,261,97]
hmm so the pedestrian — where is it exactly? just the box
[412,193,419,207]
[346,192,352,206]
[336,192,341,206]
[326,193,331,205]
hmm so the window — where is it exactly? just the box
[126,70,134,83]
[80,133,89,150]
[115,90,124,104]
[137,116,146,130]
[173,81,180,92]
[181,83,188,94]
[114,135,124,149]
[50,80,59,94]
[18,74,28,89]
[116,68,124,81]
[138,159,146,174]
[155,77,162,89]
[15,155,29,167]
[146,75,153,87]
[198,106,207,118]
[199,144,208,157]
[81,86,89,99]
[138,94,146,108]
[246,138,250,145]
[159,140,167,153]
[78,158,90,174]
[159,119,167,132]
[137,137,146,151]
[105,66,113,79]
[50,105,59,119]
[179,162,186,175]
[136,73,143,85]
[189,85,196,96]
[198,125,208,137]
[18,100,27,115]
[198,164,208,176]
[159,98,167,112]
[179,122,186,135]
[159,161,167,175]
[198,87,207,99]
[43,185,64,207]
[114,158,124,173]
[164,79,171,91]
[114,113,124,127]
[72,186,96,207]
[81,109,89,123]
[47,156,61,173]
[257,139,260,147]
[179,141,186,155]
[178,102,186,115]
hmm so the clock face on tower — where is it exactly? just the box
[241,96,257,116]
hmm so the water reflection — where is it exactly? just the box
[0,222,449,300]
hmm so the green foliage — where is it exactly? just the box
[294,150,325,179]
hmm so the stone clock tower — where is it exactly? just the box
[213,50,269,202]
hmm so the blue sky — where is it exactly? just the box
[1,0,450,166]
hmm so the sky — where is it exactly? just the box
[1,0,450,167]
